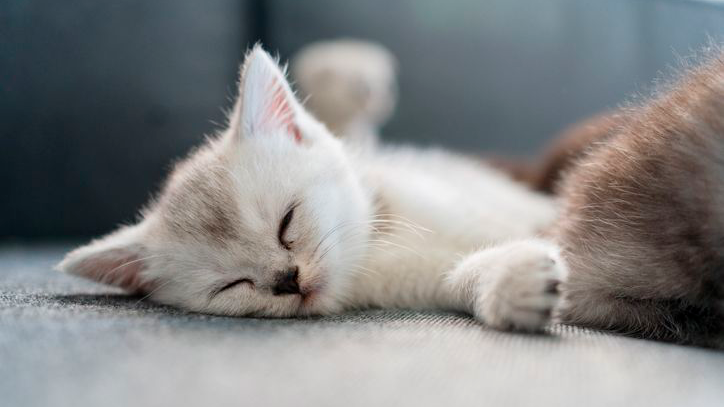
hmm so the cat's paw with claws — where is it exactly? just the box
[458,240,567,332]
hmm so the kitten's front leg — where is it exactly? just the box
[447,239,567,331]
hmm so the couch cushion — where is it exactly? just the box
[1,245,723,407]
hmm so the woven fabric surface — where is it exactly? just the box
[2,245,723,407]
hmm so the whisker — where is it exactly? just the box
[366,238,424,258]
[99,254,171,285]
[367,217,431,238]
[348,264,380,278]
[133,277,180,306]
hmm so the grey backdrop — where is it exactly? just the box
[3,0,724,239]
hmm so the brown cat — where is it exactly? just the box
[549,51,724,347]
[488,111,624,194]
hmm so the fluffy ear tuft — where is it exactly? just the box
[239,45,303,142]
[55,224,153,293]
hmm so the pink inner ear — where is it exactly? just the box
[76,252,154,294]
[266,78,302,143]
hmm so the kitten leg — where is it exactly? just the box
[446,238,567,331]
[558,286,724,347]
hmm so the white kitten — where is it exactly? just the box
[57,45,566,331]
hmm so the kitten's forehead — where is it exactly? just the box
[153,138,299,245]
[156,145,242,243]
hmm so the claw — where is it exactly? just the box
[544,279,560,294]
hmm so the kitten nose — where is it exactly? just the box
[272,267,300,295]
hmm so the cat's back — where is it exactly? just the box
[357,144,557,244]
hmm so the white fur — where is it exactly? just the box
[292,39,397,150]
[58,45,566,332]
[446,239,566,331]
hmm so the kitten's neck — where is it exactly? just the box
[342,168,465,311]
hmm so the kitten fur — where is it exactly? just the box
[58,45,565,332]
[292,39,397,151]
[59,44,724,346]
[493,111,624,194]
[554,49,724,347]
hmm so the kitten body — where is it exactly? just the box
[554,51,724,346]
[60,44,724,346]
[349,145,558,312]
[58,46,565,331]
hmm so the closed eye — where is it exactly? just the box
[212,278,254,297]
[278,205,296,249]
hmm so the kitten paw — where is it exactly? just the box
[474,241,566,332]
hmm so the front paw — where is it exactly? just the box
[474,242,566,332]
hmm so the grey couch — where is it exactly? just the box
[4,2,724,406]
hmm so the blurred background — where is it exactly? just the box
[3,0,724,240]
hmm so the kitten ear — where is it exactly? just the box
[55,223,152,293]
[238,45,303,143]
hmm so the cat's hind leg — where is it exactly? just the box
[446,238,567,332]
[558,282,724,347]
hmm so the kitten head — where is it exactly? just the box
[57,45,373,317]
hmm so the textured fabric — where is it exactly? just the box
[2,245,723,407]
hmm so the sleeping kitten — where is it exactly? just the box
[57,45,565,331]
[57,44,724,346]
